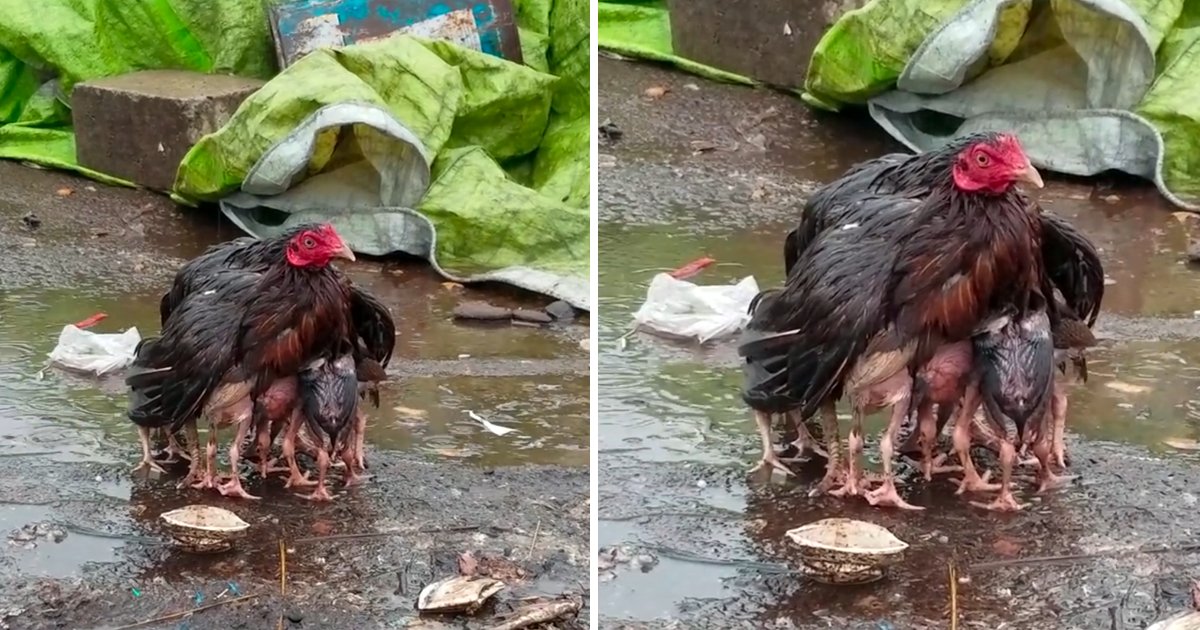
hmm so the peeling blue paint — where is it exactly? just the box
[269,0,520,67]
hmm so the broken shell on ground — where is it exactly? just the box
[417,576,505,614]
[159,505,250,554]
[785,518,909,585]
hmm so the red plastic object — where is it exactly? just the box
[73,313,108,329]
[669,257,716,280]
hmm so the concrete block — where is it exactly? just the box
[73,70,265,191]
[667,0,868,89]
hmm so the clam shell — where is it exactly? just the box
[159,505,250,554]
[417,576,504,613]
[785,518,909,582]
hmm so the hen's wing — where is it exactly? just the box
[129,270,257,429]
[749,196,918,417]
[1039,211,1104,327]
[349,286,395,367]
[784,153,913,275]
[159,236,272,325]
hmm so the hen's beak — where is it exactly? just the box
[1015,162,1044,189]
[334,242,356,262]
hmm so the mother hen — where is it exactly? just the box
[741,133,1050,503]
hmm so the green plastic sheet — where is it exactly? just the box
[599,0,1200,209]
[0,0,589,304]
[597,0,755,84]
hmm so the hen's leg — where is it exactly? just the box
[973,440,1026,511]
[133,426,166,474]
[300,449,335,502]
[218,417,261,500]
[190,421,219,490]
[163,431,190,463]
[812,401,845,496]
[830,403,866,498]
[953,388,999,494]
[749,411,794,476]
[866,394,923,510]
[178,422,204,488]
[781,410,827,461]
[1051,382,1069,470]
[282,412,317,488]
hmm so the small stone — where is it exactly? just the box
[453,301,512,320]
[1188,239,1200,263]
[696,479,707,489]
[286,610,303,623]
[544,300,576,321]
[512,309,552,324]
[1103,194,1120,203]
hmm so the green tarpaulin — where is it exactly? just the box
[599,0,1200,211]
[0,0,590,308]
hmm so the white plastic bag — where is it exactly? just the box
[47,325,141,376]
[631,273,760,343]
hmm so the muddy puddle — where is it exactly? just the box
[0,162,589,629]
[598,58,1200,629]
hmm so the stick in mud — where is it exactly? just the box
[110,593,260,630]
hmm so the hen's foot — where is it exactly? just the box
[187,473,218,490]
[865,479,924,511]
[343,471,372,488]
[284,469,317,488]
[827,472,864,498]
[132,458,166,475]
[1036,472,1075,494]
[809,466,846,497]
[955,470,999,494]
[970,491,1026,512]
[300,484,335,502]
[217,477,261,500]
[749,452,795,477]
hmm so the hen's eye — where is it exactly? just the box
[975,152,990,166]
[302,237,316,248]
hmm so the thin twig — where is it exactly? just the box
[279,540,287,596]
[971,542,1200,571]
[949,560,958,630]
[526,519,542,560]
[111,593,259,630]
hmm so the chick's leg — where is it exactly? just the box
[1051,381,1069,470]
[300,449,335,502]
[953,387,999,494]
[218,416,261,500]
[749,410,794,477]
[829,404,866,498]
[812,401,845,496]
[781,410,827,462]
[973,440,1026,511]
[191,420,219,490]
[163,430,190,463]
[355,409,368,472]
[282,411,316,488]
[177,422,204,488]
[866,395,924,510]
[133,426,166,474]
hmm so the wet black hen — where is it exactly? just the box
[783,135,1103,325]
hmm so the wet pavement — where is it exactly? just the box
[0,162,589,629]
[597,57,1200,629]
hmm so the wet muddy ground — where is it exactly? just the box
[597,57,1200,629]
[0,162,590,629]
